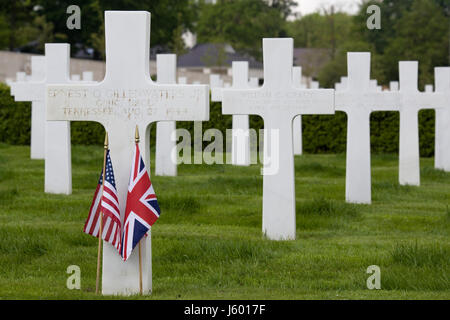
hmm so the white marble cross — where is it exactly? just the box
[46,11,209,295]
[221,38,334,240]
[155,54,178,176]
[433,67,450,171]
[398,61,444,186]
[292,66,303,155]
[30,56,46,159]
[425,84,433,93]
[11,45,72,194]
[82,71,94,82]
[10,72,26,96]
[390,81,399,91]
[249,77,259,88]
[209,74,223,88]
[335,52,399,204]
[211,61,252,166]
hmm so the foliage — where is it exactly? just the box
[195,0,288,59]
[0,85,438,157]
[318,0,450,88]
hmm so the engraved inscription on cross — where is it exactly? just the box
[12,44,73,194]
[222,38,334,240]
[46,11,209,295]
[335,52,400,204]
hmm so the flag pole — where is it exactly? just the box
[135,125,143,295]
[96,131,109,295]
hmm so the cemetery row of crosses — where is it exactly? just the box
[7,11,450,295]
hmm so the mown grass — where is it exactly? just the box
[0,143,449,299]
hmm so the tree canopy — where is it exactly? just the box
[0,0,447,90]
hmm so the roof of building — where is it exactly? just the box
[178,43,262,69]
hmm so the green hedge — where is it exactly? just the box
[0,83,436,157]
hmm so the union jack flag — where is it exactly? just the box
[120,143,161,261]
[83,150,121,253]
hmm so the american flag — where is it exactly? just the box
[83,150,121,253]
[120,143,161,261]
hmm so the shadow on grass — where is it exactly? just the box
[295,161,344,178]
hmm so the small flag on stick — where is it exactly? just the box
[120,126,161,262]
[83,135,122,252]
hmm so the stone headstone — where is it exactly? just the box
[221,38,334,240]
[335,52,399,204]
[46,11,209,295]
[11,45,72,194]
[71,74,81,81]
[178,76,187,84]
[310,80,319,89]
[433,67,450,171]
[155,54,177,176]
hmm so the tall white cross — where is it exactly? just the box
[433,67,450,171]
[398,61,442,185]
[30,56,46,159]
[46,11,209,295]
[82,71,94,82]
[390,81,399,91]
[11,45,73,194]
[292,66,303,155]
[212,61,252,166]
[221,38,334,240]
[155,54,178,176]
[335,52,399,204]
[209,74,223,88]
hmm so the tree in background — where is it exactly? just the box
[195,0,288,59]
[318,0,449,88]
[287,10,352,55]
[0,0,36,51]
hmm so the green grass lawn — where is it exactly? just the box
[0,143,449,299]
